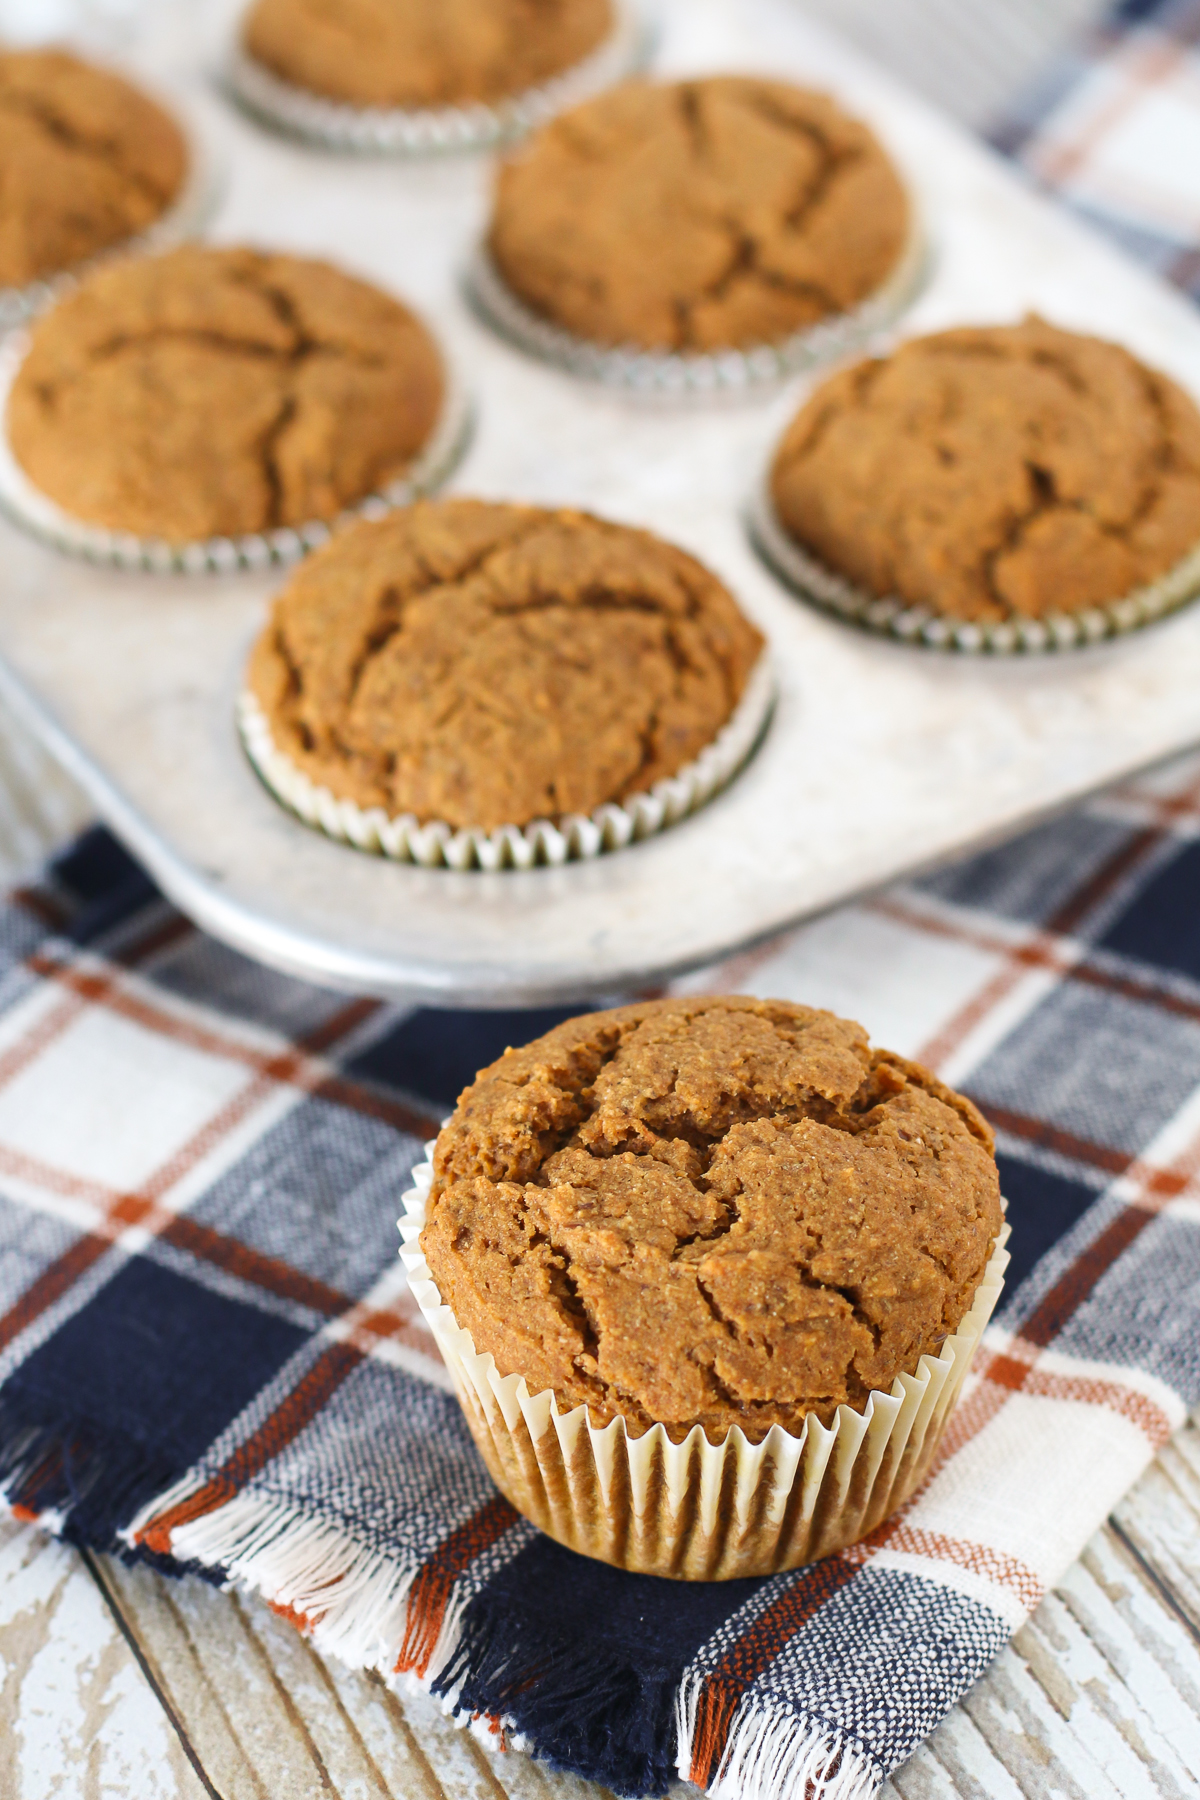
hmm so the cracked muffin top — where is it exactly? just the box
[487,77,910,353]
[0,49,187,291]
[770,317,1200,623]
[246,499,764,831]
[241,0,614,109]
[7,245,445,543]
[421,995,1003,1444]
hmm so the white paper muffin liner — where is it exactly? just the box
[0,96,221,335]
[465,215,928,397]
[399,1153,1010,1579]
[0,329,472,574]
[238,651,775,871]
[225,0,646,155]
[748,479,1200,654]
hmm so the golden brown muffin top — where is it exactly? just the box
[7,245,444,544]
[421,996,1003,1444]
[247,500,764,832]
[488,76,910,353]
[771,317,1200,623]
[0,49,187,290]
[242,0,614,108]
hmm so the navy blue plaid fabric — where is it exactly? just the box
[994,0,1200,301]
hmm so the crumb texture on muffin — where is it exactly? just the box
[488,77,909,352]
[421,995,1003,1444]
[7,246,444,543]
[0,49,187,290]
[771,316,1200,623]
[242,0,614,108]
[247,500,764,831]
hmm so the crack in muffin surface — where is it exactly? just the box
[770,316,1200,622]
[422,996,1003,1443]
[7,245,444,542]
[246,499,764,831]
[488,76,910,353]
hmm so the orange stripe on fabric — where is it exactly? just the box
[395,1493,520,1680]
[136,1339,364,1555]
[688,1555,859,1788]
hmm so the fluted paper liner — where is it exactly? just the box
[238,652,774,870]
[0,331,471,575]
[399,1154,1010,1579]
[226,0,645,155]
[749,478,1200,654]
[0,97,220,333]
[466,213,927,398]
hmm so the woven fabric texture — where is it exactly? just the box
[996,0,1200,299]
[1,751,1199,1797]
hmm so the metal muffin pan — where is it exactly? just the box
[2,0,1200,1006]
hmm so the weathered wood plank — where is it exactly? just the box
[888,1704,1026,1800]
[0,1515,209,1800]
[91,1548,618,1800]
[1112,1422,1200,1642]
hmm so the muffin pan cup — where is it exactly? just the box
[399,1155,1010,1580]
[0,97,222,335]
[465,216,928,398]
[224,0,646,155]
[0,331,473,575]
[237,652,775,871]
[747,479,1200,654]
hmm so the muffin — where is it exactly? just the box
[403,996,1007,1577]
[6,246,446,545]
[240,0,615,109]
[243,500,766,862]
[0,49,188,292]
[769,317,1200,627]
[486,77,911,354]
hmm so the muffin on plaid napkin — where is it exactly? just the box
[402,995,1008,1578]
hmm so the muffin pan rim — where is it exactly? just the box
[4,0,1200,1004]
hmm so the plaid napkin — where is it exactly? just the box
[995,0,1200,301]
[2,744,1200,1798]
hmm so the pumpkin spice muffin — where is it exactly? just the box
[0,49,188,292]
[240,0,615,109]
[245,499,764,833]
[487,76,911,353]
[769,317,1200,624]
[6,246,445,544]
[421,995,1003,1448]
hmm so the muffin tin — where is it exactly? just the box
[2,0,1200,1003]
